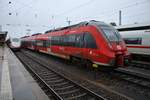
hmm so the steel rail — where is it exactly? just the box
[17,51,106,100]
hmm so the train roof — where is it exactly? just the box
[31,33,42,36]
[0,31,7,35]
[44,20,107,34]
[45,21,89,34]
[21,36,30,38]
[115,23,150,31]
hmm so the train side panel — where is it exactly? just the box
[120,30,150,55]
[21,21,130,68]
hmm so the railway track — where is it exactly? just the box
[130,60,150,70]
[16,51,106,100]
[17,49,150,99]
[114,67,150,88]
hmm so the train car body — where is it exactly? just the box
[116,23,150,56]
[21,20,130,68]
[9,38,21,51]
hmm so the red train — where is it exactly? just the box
[21,20,130,69]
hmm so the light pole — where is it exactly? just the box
[66,17,71,26]
[119,10,122,25]
[51,15,55,29]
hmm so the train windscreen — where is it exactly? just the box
[102,27,122,42]
[96,23,122,42]
[12,38,20,42]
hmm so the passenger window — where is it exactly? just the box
[68,34,76,46]
[61,35,68,46]
[123,38,142,44]
[45,40,50,47]
[36,40,43,46]
[75,34,83,47]
[51,36,59,45]
[43,40,47,47]
[84,33,97,49]
[59,36,64,46]
[32,40,36,46]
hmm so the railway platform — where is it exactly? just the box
[0,45,49,100]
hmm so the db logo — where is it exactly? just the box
[117,45,121,50]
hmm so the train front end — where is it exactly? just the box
[108,39,130,67]
[10,38,21,51]
[93,21,130,67]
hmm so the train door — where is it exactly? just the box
[43,40,47,52]
[34,40,38,51]
[47,37,51,53]
[36,40,44,52]
[31,40,35,50]
[83,32,97,60]
[73,33,84,58]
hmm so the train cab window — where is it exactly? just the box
[123,38,142,44]
[12,38,19,42]
[84,33,97,49]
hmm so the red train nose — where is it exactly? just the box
[115,52,129,67]
[116,54,124,66]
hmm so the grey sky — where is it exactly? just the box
[0,0,150,38]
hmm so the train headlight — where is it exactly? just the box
[117,45,121,50]
[124,58,129,66]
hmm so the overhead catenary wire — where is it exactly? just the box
[55,0,95,16]
[58,0,150,26]
[80,0,149,19]
[54,0,149,18]
[1,23,51,29]
[12,0,38,13]
[1,0,149,20]
[1,0,149,18]
[1,0,150,35]
[0,0,38,16]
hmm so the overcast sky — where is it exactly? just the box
[0,0,150,38]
